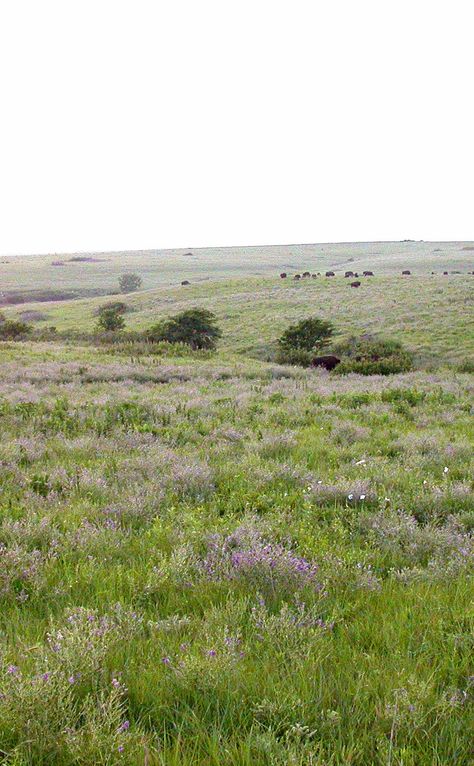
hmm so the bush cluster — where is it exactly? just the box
[333,336,414,375]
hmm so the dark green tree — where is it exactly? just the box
[278,317,335,353]
[147,308,222,350]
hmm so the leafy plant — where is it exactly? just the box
[96,304,126,332]
[333,336,413,375]
[0,320,31,339]
[278,317,335,353]
[118,273,142,293]
[147,308,222,350]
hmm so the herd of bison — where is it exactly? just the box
[278,269,472,287]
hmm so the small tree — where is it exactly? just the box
[278,317,335,353]
[119,273,142,293]
[96,305,126,332]
[147,308,222,350]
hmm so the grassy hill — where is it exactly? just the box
[1,240,473,295]
[0,245,472,765]
[4,273,474,365]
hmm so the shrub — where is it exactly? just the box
[96,305,126,332]
[0,320,31,339]
[333,336,413,375]
[278,317,335,354]
[118,273,142,293]
[276,347,313,367]
[147,308,222,350]
[94,301,128,317]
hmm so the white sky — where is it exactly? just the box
[0,1,472,256]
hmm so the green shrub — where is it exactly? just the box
[96,305,126,332]
[118,273,142,293]
[0,320,31,339]
[276,347,313,367]
[333,336,413,375]
[278,317,335,353]
[146,308,222,350]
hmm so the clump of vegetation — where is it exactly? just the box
[118,273,142,293]
[147,308,222,350]
[334,336,414,375]
[277,317,335,365]
[0,319,31,339]
[96,303,126,332]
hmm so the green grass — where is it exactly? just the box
[0,248,472,764]
[5,273,474,365]
[1,239,473,293]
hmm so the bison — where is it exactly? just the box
[280,272,287,279]
[293,274,301,280]
[344,271,354,278]
[402,270,411,275]
[325,271,335,277]
[363,270,374,276]
[311,273,318,278]
[302,271,311,278]
[181,280,190,285]
[443,271,448,275]
[312,355,341,371]
[350,281,361,288]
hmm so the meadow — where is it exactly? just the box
[0,244,473,765]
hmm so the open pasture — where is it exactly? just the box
[0,244,472,765]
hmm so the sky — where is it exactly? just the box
[0,0,472,256]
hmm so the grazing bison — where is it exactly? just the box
[443,271,448,275]
[325,271,335,277]
[363,270,374,276]
[402,270,411,275]
[293,274,301,280]
[311,273,317,278]
[344,271,354,278]
[302,271,311,278]
[350,281,361,288]
[181,280,190,285]
[280,272,287,279]
[312,355,341,371]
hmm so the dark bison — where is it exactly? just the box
[363,270,374,276]
[325,271,335,277]
[181,280,190,285]
[402,270,411,275]
[443,271,448,275]
[312,355,341,371]
[344,271,354,278]
[311,273,317,278]
[302,271,311,278]
[293,274,301,280]
[350,281,361,288]
[280,272,287,279]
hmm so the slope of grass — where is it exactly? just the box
[1,240,473,293]
[5,273,474,365]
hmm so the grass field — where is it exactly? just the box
[1,240,474,294]
[0,244,473,765]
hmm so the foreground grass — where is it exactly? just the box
[0,339,472,764]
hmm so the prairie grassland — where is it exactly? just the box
[0,244,473,765]
[1,240,473,293]
[0,335,473,765]
[5,273,474,365]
